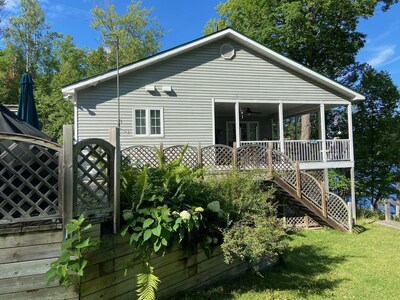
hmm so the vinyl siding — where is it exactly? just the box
[77,38,348,149]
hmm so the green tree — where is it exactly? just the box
[353,66,400,209]
[0,44,25,104]
[86,46,109,77]
[6,0,60,76]
[36,35,87,141]
[90,1,163,71]
[205,0,397,78]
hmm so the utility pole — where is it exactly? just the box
[116,35,120,128]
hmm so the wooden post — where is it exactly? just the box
[304,215,310,228]
[197,142,202,168]
[110,127,121,234]
[282,203,287,226]
[396,202,400,219]
[159,143,164,154]
[63,125,74,237]
[233,142,237,169]
[384,201,391,221]
[321,181,327,218]
[296,162,301,198]
[348,202,353,233]
[268,143,273,178]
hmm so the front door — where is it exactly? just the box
[226,121,259,146]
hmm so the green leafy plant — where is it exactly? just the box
[46,214,98,287]
[120,149,286,299]
[204,171,286,270]
[121,146,217,300]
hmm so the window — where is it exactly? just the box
[133,108,163,136]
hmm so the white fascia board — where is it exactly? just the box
[62,28,365,102]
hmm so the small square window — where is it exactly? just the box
[133,108,163,137]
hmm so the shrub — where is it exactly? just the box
[204,171,286,269]
[121,150,286,299]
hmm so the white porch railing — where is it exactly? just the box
[240,139,351,162]
[285,140,323,162]
[326,139,350,161]
[240,140,281,151]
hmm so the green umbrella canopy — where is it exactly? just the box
[17,73,40,129]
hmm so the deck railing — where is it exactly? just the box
[122,144,352,231]
[284,140,323,162]
[240,139,351,162]
[326,139,350,161]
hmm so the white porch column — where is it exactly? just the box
[348,103,356,219]
[279,102,284,153]
[235,101,241,146]
[347,104,354,161]
[350,167,356,220]
[317,111,322,139]
[320,103,327,162]
[212,98,216,145]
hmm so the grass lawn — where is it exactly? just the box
[182,221,400,299]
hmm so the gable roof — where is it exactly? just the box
[62,28,364,101]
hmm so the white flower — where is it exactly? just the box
[179,210,191,220]
[207,201,221,213]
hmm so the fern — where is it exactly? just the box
[136,262,160,300]
[135,165,149,211]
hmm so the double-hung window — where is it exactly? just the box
[133,108,163,137]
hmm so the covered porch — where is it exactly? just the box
[213,100,354,167]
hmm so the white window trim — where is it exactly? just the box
[133,107,164,137]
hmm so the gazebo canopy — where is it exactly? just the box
[0,104,49,140]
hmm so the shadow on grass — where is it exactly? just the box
[353,224,368,234]
[178,244,348,300]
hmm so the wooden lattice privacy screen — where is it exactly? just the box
[122,144,351,231]
[0,133,62,225]
[73,139,115,220]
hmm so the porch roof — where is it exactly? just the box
[62,28,365,102]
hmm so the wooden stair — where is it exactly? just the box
[271,178,349,232]
[266,150,352,232]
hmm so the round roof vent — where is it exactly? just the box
[220,43,235,60]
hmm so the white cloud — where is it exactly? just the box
[367,46,396,67]
[4,0,19,12]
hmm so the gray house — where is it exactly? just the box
[62,28,363,220]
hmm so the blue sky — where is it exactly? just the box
[3,0,400,87]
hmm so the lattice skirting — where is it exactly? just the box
[283,215,321,229]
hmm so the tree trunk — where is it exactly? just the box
[301,114,311,140]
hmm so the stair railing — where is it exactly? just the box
[268,148,351,231]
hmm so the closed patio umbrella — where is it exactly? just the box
[17,73,40,129]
